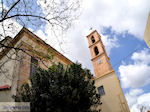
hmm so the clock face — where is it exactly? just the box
[97,58,102,64]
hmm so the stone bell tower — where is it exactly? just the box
[86,30,130,112]
[86,30,114,78]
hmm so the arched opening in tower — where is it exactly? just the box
[94,46,99,55]
[91,36,95,43]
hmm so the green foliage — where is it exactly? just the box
[14,63,101,112]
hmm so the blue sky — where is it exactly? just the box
[103,26,147,71]
[3,0,46,31]
[102,26,149,87]
[1,0,150,111]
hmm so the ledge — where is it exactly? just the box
[0,85,11,91]
[91,52,104,61]
[94,70,115,80]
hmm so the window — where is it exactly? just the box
[30,57,38,76]
[94,46,99,55]
[91,36,95,43]
[98,86,105,96]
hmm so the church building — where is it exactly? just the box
[0,27,130,112]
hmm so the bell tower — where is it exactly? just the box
[86,30,114,78]
[86,30,130,112]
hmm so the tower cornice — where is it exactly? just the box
[91,52,105,61]
[86,30,97,38]
[88,39,104,48]
[93,70,115,80]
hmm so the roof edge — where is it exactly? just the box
[86,30,97,37]
[0,27,73,64]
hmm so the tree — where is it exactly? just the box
[13,63,102,112]
[0,0,80,77]
[0,0,80,38]
[0,0,80,50]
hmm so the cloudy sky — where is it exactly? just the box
[2,0,150,111]
[37,0,150,111]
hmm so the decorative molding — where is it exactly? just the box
[94,70,115,80]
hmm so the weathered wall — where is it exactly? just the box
[15,32,73,89]
[0,47,17,101]
[0,31,72,101]
[0,90,12,102]
[0,45,22,101]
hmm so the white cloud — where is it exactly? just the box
[131,48,150,64]
[125,89,144,107]
[119,64,150,88]
[0,19,22,40]
[0,3,23,40]
[101,34,119,55]
[119,48,150,88]
[126,89,150,112]
[80,0,150,38]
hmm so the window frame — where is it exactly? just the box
[94,46,99,56]
[91,36,95,43]
[98,85,105,96]
[30,56,38,76]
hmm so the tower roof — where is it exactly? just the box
[86,30,97,37]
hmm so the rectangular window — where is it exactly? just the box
[98,86,105,96]
[30,57,38,76]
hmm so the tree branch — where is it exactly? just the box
[0,14,56,23]
[2,0,21,19]
[1,0,4,18]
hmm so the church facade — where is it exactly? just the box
[87,30,130,112]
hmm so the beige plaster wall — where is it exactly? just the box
[0,56,16,101]
[0,45,23,101]
[95,72,130,112]
[144,13,150,48]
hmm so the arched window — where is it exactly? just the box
[91,36,95,43]
[94,46,99,55]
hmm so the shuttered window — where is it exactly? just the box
[30,57,38,76]
[91,36,95,43]
[98,86,105,96]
